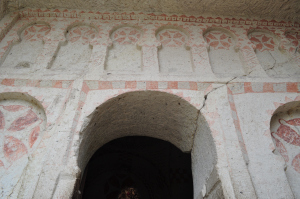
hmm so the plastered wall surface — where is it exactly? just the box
[0,8,299,199]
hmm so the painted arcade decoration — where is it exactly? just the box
[156,27,193,74]
[105,26,142,72]
[248,30,300,77]
[50,24,97,72]
[0,23,50,69]
[204,28,244,77]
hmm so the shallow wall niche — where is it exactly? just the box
[105,26,142,72]
[75,91,219,199]
[156,28,193,73]
[248,30,300,77]
[0,92,46,198]
[50,24,97,72]
[204,28,245,77]
[1,23,50,69]
[270,101,300,198]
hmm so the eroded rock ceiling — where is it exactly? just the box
[6,0,300,21]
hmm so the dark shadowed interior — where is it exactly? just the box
[80,136,193,199]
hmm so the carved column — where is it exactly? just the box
[85,29,111,79]
[188,28,216,77]
[237,30,268,77]
[34,23,65,70]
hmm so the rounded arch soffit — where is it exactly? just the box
[77,90,202,170]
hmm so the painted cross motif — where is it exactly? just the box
[21,24,51,42]
[67,26,97,45]
[204,31,233,50]
[272,118,300,173]
[157,29,187,47]
[248,33,276,52]
[0,102,44,168]
[105,26,142,71]
[112,27,141,45]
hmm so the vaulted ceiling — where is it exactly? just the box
[5,0,300,21]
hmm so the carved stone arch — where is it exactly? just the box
[203,27,238,42]
[63,22,99,39]
[156,25,193,74]
[0,92,47,198]
[72,90,225,199]
[105,25,143,72]
[204,27,245,77]
[248,29,300,77]
[0,22,51,69]
[49,23,98,72]
[270,101,300,198]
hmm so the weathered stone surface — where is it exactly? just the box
[0,5,299,199]
[4,0,300,22]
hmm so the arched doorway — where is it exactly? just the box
[81,136,193,198]
[74,91,219,199]
[270,101,300,198]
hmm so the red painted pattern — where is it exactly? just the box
[1,105,26,112]
[272,117,300,173]
[284,118,300,126]
[18,8,300,28]
[112,27,141,45]
[273,119,300,147]
[286,32,300,53]
[22,24,50,42]
[157,29,187,47]
[0,160,4,167]
[0,101,44,166]
[271,133,289,162]
[0,110,4,129]
[205,31,233,50]
[8,109,39,131]
[249,33,276,52]
[67,26,96,45]
[287,83,298,93]
[4,136,28,163]
[29,126,40,148]
[292,153,300,173]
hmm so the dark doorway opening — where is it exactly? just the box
[80,136,193,199]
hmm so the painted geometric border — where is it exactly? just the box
[19,8,300,28]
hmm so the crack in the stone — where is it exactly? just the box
[203,180,221,198]
[200,76,237,111]
[7,158,30,198]
[190,109,200,151]
[264,51,277,73]
[244,68,254,77]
